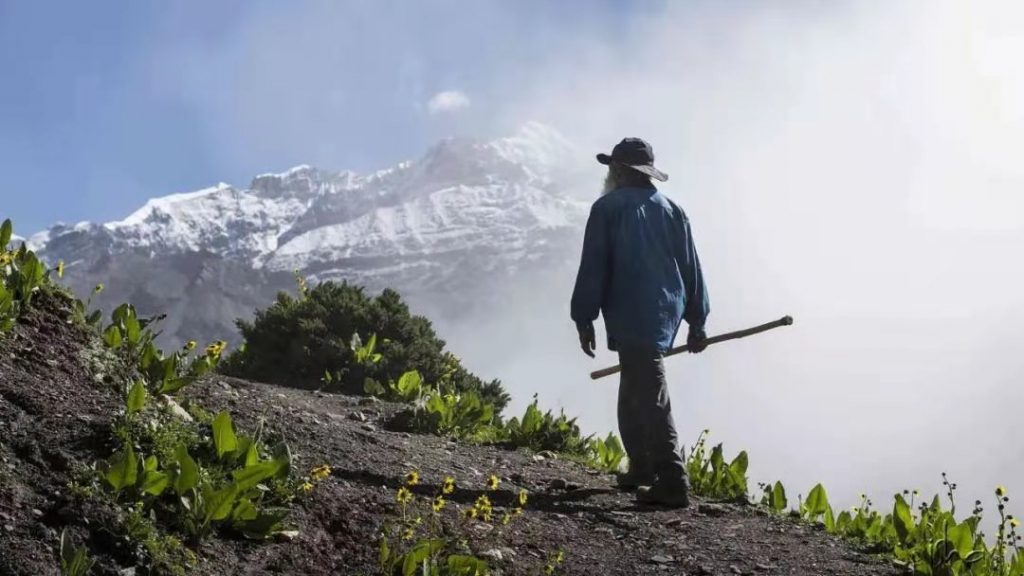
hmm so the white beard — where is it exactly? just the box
[601,171,617,195]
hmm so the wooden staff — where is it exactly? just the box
[589,315,794,380]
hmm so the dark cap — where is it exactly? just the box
[596,137,668,182]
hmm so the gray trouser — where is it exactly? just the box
[617,346,686,485]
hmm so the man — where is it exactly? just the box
[571,137,710,508]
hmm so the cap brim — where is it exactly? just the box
[595,153,668,182]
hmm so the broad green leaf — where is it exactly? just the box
[232,458,286,491]
[126,381,146,415]
[447,555,489,576]
[140,469,169,496]
[805,484,830,519]
[173,445,199,495]
[0,219,12,248]
[947,522,975,560]
[403,539,445,576]
[893,494,915,544]
[103,325,123,349]
[104,444,138,492]
[770,481,788,512]
[231,498,259,522]
[204,483,240,522]
[396,370,422,400]
[212,411,239,458]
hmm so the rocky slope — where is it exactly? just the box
[29,123,590,347]
[0,291,900,575]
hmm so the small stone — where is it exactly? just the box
[729,565,744,575]
[480,549,505,563]
[754,563,773,572]
[3,524,13,533]
[651,555,674,564]
[119,568,137,576]
[697,503,729,517]
[549,478,568,490]
[361,424,376,432]
[358,396,381,406]
[537,450,557,460]
[31,509,43,518]
[348,411,367,422]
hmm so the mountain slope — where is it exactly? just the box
[0,294,900,575]
[31,123,590,347]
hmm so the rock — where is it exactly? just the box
[2,524,13,533]
[729,565,744,575]
[650,555,674,564]
[159,395,193,422]
[348,411,368,422]
[549,478,568,490]
[361,424,376,432]
[480,549,505,563]
[119,568,137,576]
[537,450,557,460]
[665,517,687,528]
[31,509,42,518]
[697,503,729,517]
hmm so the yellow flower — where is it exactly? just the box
[1011,518,1021,528]
[555,550,565,563]
[396,487,413,504]
[205,340,227,357]
[463,507,477,520]
[94,283,104,294]
[405,470,420,486]
[512,507,523,517]
[432,496,446,512]
[402,528,415,541]
[184,340,197,352]
[996,486,1008,497]
[518,489,528,507]
[442,476,456,495]
[300,482,314,493]
[501,513,511,525]
[311,464,332,482]
[486,474,500,491]
[56,260,64,278]
[544,565,555,575]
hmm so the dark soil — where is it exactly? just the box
[0,293,901,575]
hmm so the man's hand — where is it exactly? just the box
[577,322,597,358]
[687,325,708,353]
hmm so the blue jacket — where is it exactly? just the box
[571,186,710,353]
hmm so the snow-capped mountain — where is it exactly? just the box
[32,123,592,347]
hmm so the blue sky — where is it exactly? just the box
[0,0,663,233]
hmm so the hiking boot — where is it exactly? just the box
[615,468,655,491]
[636,482,690,508]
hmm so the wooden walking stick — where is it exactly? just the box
[589,315,794,380]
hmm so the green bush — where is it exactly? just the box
[222,281,509,411]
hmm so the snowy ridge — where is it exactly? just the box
[30,123,590,345]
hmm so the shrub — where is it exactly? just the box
[222,281,509,411]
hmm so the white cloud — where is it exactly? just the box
[427,90,471,114]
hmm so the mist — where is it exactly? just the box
[152,0,1024,512]
[445,0,1024,513]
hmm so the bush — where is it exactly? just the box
[221,281,509,411]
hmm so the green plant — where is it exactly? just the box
[586,433,626,473]
[58,528,94,576]
[503,396,591,455]
[379,471,537,576]
[0,218,52,331]
[684,430,749,501]
[222,281,508,410]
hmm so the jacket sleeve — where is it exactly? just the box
[570,203,609,328]
[676,216,710,329]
